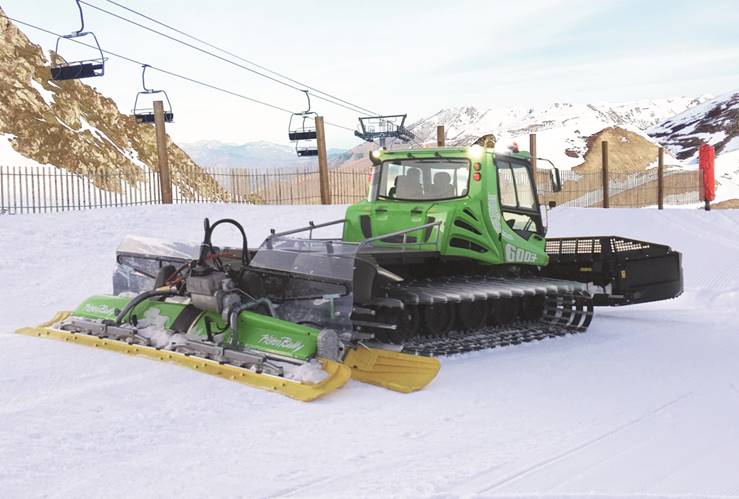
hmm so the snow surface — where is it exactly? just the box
[0,133,48,167]
[715,149,739,204]
[2,204,739,498]
[29,79,55,107]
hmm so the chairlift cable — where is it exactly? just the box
[80,1,377,117]
[8,17,356,133]
[98,0,379,116]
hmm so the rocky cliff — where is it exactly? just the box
[649,91,739,160]
[0,10,227,200]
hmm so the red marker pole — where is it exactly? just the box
[699,144,715,211]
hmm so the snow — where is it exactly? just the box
[724,135,739,154]
[2,204,739,498]
[410,98,703,170]
[650,90,739,134]
[0,133,48,167]
[76,116,152,172]
[136,308,187,349]
[29,79,55,107]
[714,149,739,203]
[284,359,330,384]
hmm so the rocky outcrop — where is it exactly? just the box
[574,127,661,173]
[649,92,739,160]
[0,9,227,200]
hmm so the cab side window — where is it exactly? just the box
[498,166,517,207]
[496,158,543,238]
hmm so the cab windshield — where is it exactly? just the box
[376,158,470,201]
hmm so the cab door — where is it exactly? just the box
[495,156,546,240]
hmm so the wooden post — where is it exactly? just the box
[529,133,537,171]
[601,140,609,208]
[154,100,173,204]
[436,125,445,147]
[657,147,664,210]
[315,116,331,204]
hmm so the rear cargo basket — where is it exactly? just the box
[545,236,683,306]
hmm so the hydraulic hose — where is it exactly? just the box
[106,288,178,326]
[199,218,249,268]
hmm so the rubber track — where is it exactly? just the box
[386,275,594,356]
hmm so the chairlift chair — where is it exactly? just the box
[296,146,318,157]
[354,114,415,147]
[51,0,107,81]
[288,90,318,157]
[133,65,174,124]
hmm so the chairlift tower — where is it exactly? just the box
[354,114,415,148]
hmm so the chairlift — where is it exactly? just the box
[296,146,318,157]
[133,65,174,123]
[51,0,107,81]
[354,114,415,147]
[288,90,318,157]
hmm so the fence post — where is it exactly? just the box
[657,147,664,209]
[529,133,537,171]
[154,100,173,204]
[601,140,609,208]
[437,125,445,147]
[315,116,331,205]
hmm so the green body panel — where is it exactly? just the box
[343,147,549,267]
[190,311,318,361]
[71,295,319,361]
[73,295,183,326]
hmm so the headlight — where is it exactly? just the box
[468,144,484,159]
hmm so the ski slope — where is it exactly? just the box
[1,204,739,498]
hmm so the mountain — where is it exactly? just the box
[648,91,739,160]
[180,140,350,170]
[337,98,707,176]
[404,98,708,169]
[335,96,739,207]
[0,10,226,200]
[648,91,739,207]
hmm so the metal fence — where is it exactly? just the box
[0,165,163,214]
[537,167,701,208]
[204,167,368,205]
[0,163,702,215]
[0,165,369,214]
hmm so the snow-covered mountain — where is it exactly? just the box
[405,98,708,169]
[648,91,739,207]
[0,10,226,200]
[342,96,738,206]
[648,91,739,160]
[180,140,350,170]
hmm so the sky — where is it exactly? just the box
[3,0,739,149]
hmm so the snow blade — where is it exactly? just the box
[16,312,351,402]
[344,346,441,393]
